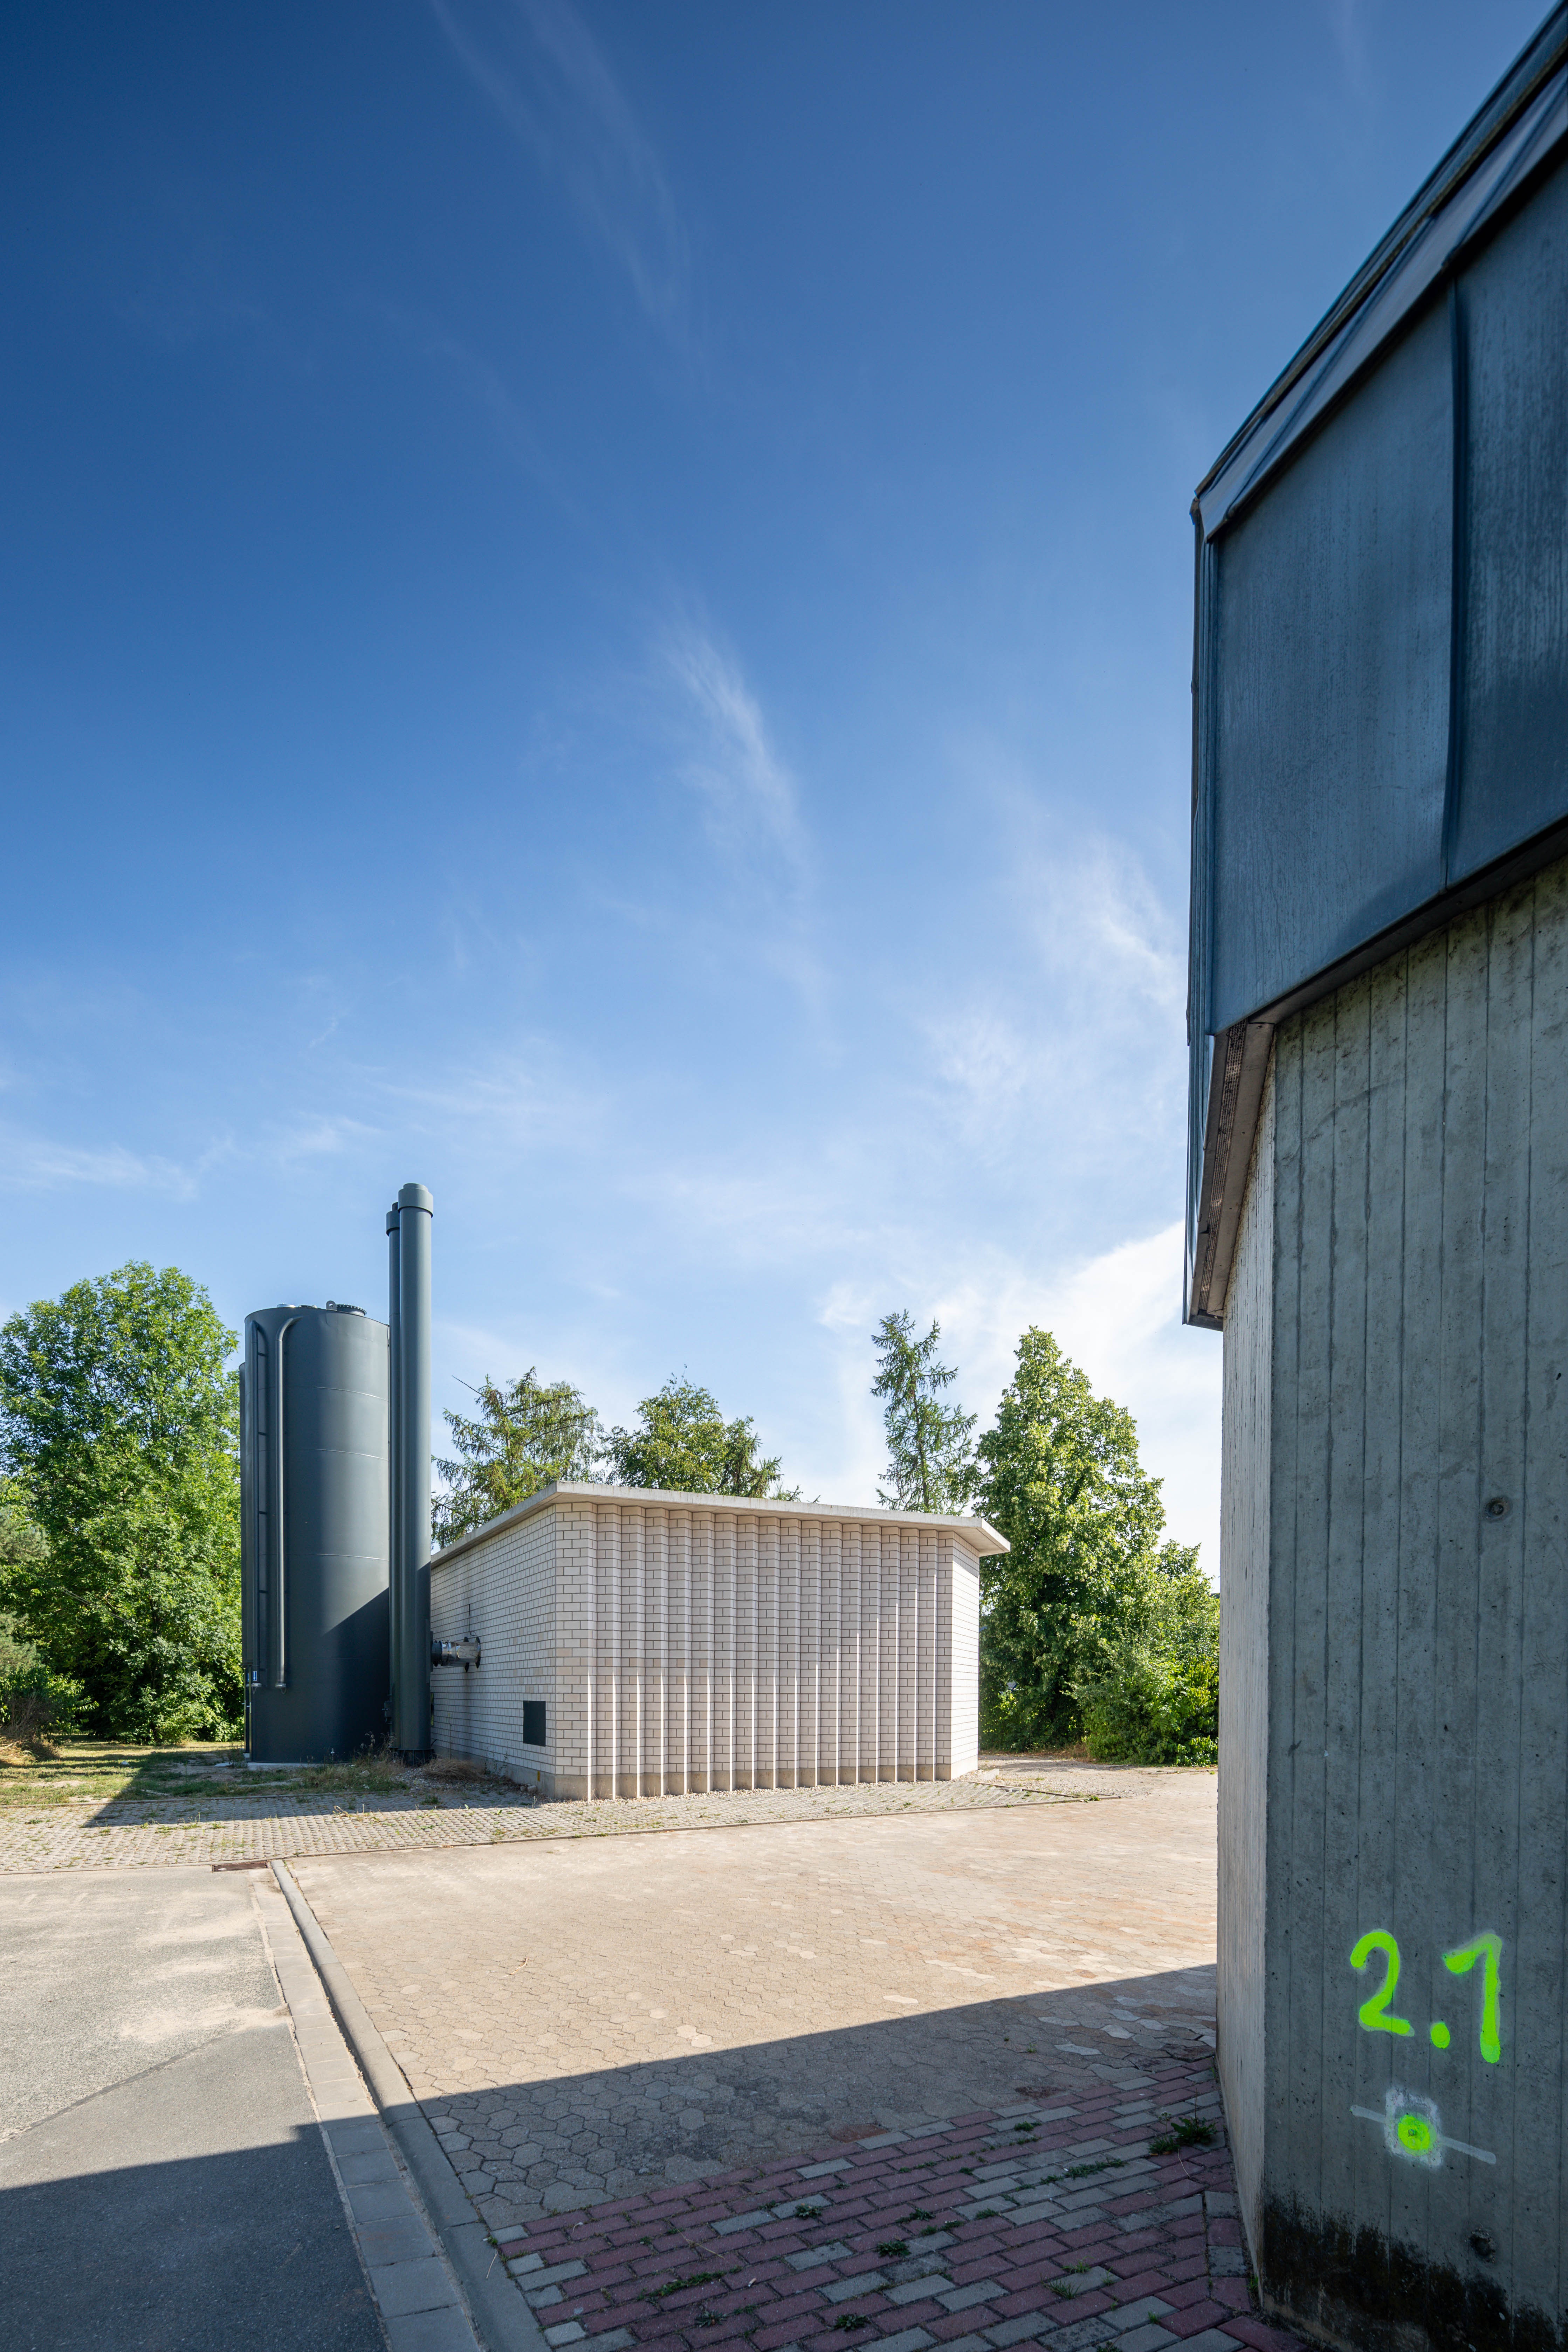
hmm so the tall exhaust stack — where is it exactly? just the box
[387,1182,433,1761]
[386,1204,401,1736]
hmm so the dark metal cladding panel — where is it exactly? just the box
[280,1309,390,1762]
[238,1357,254,1685]
[1209,300,1452,1037]
[1453,151,1568,878]
[244,1306,389,1764]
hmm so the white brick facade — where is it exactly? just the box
[429,1483,1004,1799]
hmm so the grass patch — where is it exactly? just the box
[0,1738,523,1819]
[0,1738,246,1812]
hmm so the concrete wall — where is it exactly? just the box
[430,1486,990,1800]
[1218,1062,1274,2263]
[1218,861,1568,2352]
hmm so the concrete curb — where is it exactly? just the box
[272,1859,548,2352]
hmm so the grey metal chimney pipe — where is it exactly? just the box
[391,1183,434,1760]
[386,1204,402,1737]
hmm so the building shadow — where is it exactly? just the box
[0,2128,383,2352]
[422,1965,1218,2221]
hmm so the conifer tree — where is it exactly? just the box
[434,1371,602,1546]
[870,1311,977,1513]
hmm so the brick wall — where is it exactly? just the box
[431,1487,990,1800]
[429,1505,557,1789]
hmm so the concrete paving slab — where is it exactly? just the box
[385,2308,489,2352]
[373,2256,467,2318]
[359,2214,443,2267]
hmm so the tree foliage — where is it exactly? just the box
[1072,1549,1218,1765]
[871,1312,977,1513]
[0,1264,240,1743]
[975,1326,1198,1753]
[434,1370,603,1548]
[606,1377,796,1497]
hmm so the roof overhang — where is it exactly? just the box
[432,1480,1010,1568]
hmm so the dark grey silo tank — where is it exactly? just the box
[239,1302,390,1763]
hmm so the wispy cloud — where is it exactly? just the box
[921,788,1186,1169]
[380,1050,613,1166]
[816,1219,1219,1569]
[376,303,572,513]
[1327,0,1373,105]
[428,0,690,342]
[267,1115,384,1166]
[662,623,809,884]
[0,1129,203,1200]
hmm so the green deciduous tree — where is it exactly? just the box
[975,1326,1201,1752]
[871,1311,977,1513]
[606,1377,796,1497]
[1071,1546,1218,1765]
[434,1370,603,1547]
[0,1264,241,1743]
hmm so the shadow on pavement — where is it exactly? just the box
[423,1965,1218,2222]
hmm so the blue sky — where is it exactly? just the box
[0,0,1544,1561]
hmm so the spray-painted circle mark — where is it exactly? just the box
[1397,2113,1435,2154]
[1430,2021,1451,2049]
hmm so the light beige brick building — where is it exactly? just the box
[429,1483,1003,1799]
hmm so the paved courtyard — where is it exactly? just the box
[284,1774,1309,2352]
[296,1779,1220,2223]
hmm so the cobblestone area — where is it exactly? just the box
[296,1785,1218,2231]
[0,1760,1177,1875]
[484,2064,1306,2352]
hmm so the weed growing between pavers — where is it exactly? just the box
[643,2271,730,2302]
[1149,2112,1215,2154]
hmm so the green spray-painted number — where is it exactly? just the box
[1350,1931,1414,2038]
[1443,1932,1502,2064]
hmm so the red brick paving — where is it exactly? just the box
[493,2050,1312,2352]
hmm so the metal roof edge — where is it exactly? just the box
[1186,814,1568,1327]
[431,1479,1011,1567]
[1193,4,1568,530]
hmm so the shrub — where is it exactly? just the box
[0,1615,85,1745]
[1071,1561,1218,1765]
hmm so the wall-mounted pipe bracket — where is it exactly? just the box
[431,1635,481,1670]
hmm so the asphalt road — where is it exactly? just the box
[0,1866,386,2352]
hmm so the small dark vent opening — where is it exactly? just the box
[522,1700,546,1749]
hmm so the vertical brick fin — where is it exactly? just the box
[429,1491,997,1800]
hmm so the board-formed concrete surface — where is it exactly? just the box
[294,1780,1219,2235]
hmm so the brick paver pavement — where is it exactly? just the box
[486,2068,1308,2352]
[294,1783,1220,2233]
[0,1762,1167,1875]
[293,1779,1310,2352]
